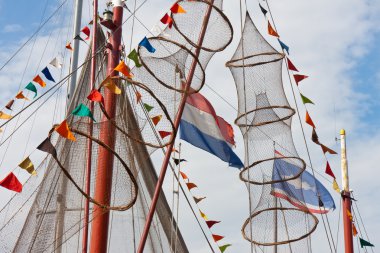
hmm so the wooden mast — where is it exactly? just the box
[340,129,354,253]
[89,1,124,252]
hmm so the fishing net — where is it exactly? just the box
[0,0,233,252]
[226,12,318,248]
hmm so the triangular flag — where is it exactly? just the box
[186,182,197,190]
[200,210,208,220]
[33,75,46,88]
[74,34,85,42]
[66,42,73,51]
[151,115,162,125]
[259,4,267,16]
[305,111,316,128]
[219,244,232,253]
[128,49,142,67]
[139,37,156,53]
[114,61,133,78]
[160,13,173,28]
[321,144,337,155]
[287,58,299,72]
[101,76,121,94]
[332,179,340,194]
[173,158,187,165]
[311,128,320,145]
[158,131,172,139]
[294,74,308,85]
[81,26,90,40]
[72,103,95,121]
[18,157,37,175]
[15,91,29,101]
[0,172,22,193]
[206,220,220,228]
[87,89,104,105]
[37,137,57,157]
[50,57,62,68]
[268,21,279,37]
[170,3,186,13]
[180,171,189,180]
[359,237,374,248]
[325,162,336,179]
[143,103,154,112]
[0,128,3,133]
[352,223,358,236]
[25,82,37,98]
[212,234,224,242]
[300,93,314,105]
[5,100,14,110]
[278,39,289,54]
[134,91,142,104]
[0,111,12,119]
[347,209,353,221]
[55,120,76,141]
[193,196,206,204]
[41,67,55,83]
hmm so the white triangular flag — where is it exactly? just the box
[50,57,63,69]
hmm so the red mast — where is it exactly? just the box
[340,129,354,253]
[89,1,124,252]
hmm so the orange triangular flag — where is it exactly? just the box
[352,223,358,236]
[151,115,162,126]
[158,131,172,139]
[268,21,279,37]
[100,76,121,94]
[186,182,197,190]
[15,91,29,100]
[114,61,133,78]
[33,75,46,87]
[0,111,12,120]
[136,91,142,103]
[66,42,73,51]
[212,234,224,242]
[305,111,316,128]
[55,120,76,141]
[171,3,186,13]
[180,171,189,180]
[347,209,353,221]
[321,144,337,155]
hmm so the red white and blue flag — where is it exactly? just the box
[271,158,335,214]
[180,92,243,169]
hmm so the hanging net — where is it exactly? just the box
[226,12,318,248]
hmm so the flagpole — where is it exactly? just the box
[137,1,215,252]
[340,129,354,253]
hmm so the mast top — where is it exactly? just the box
[340,129,346,135]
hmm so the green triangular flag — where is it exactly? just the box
[128,49,142,68]
[143,103,154,112]
[359,237,374,248]
[72,103,96,121]
[219,244,231,253]
[300,93,314,105]
[25,82,37,98]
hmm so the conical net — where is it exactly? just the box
[0,0,233,252]
[226,12,318,248]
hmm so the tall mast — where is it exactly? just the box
[68,0,84,100]
[340,129,354,253]
[89,0,124,252]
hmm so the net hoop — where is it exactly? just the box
[235,105,295,127]
[226,52,284,68]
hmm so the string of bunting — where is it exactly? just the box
[258,1,341,194]
[172,156,231,252]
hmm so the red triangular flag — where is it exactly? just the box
[170,3,186,13]
[212,234,224,242]
[325,162,336,179]
[158,131,172,139]
[66,42,73,51]
[206,220,220,228]
[294,74,308,85]
[160,13,173,28]
[268,21,279,37]
[305,111,316,128]
[287,58,299,72]
[321,144,337,155]
[186,182,197,190]
[81,26,90,40]
[0,172,22,193]
[87,89,104,105]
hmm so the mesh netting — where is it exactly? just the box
[226,12,318,248]
[0,0,233,252]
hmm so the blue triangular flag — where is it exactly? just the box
[139,37,156,53]
[41,67,55,82]
[278,39,289,54]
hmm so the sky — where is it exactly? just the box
[0,0,379,252]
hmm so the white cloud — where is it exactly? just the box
[2,24,23,33]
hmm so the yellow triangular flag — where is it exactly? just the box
[0,111,12,120]
[101,76,121,94]
[347,209,353,221]
[200,210,208,220]
[15,91,29,100]
[18,157,37,175]
[332,179,341,194]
